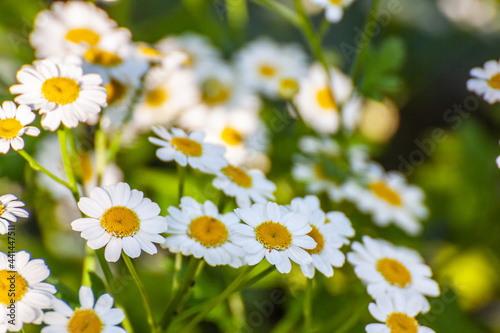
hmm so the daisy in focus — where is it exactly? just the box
[232,202,316,273]
[42,285,127,333]
[288,196,354,278]
[311,0,356,23]
[467,59,500,104]
[366,292,435,333]
[0,101,40,154]
[10,58,107,131]
[342,163,428,235]
[71,182,168,262]
[149,127,227,174]
[213,164,276,207]
[347,236,440,312]
[0,251,57,332]
[0,194,29,235]
[164,197,244,267]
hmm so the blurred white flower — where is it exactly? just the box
[311,0,356,23]
[0,194,29,235]
[467,59,500,104]
[0,101,40,154]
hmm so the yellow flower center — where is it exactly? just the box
[377,258,412,288]
[65,28,100,46]
[201,79,230,105]
[222,166,252,188]
[145,88,168,107]
[306,225,324,254]
[488,73,500,90]
[171,137,203,157]
[0,118,23,140]
[369,182,402,206]
[221,127,243,146]
[0,271,28,305]
[316,87,337,109]
[85,48,123,67]
[0,204,4,215]
[259,65,276,77]
[279,78,299,98]
[329,0,343,4]
[104,79,126,105]
[255,222,292,251]
[138,45,162,57]
[386,312,419,333]
[41,77,80,105]
[100,206,140,238]
[68,309,104,333]
[189,216,228,248]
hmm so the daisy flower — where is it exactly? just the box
[0,194,29,235]
[149,126,227,174]
[164,197,244,267]
[0,101,40,154]
[347,236,440,313]
[10,58,107,131]
[98,79,136,130]
[311,0,356,23]
[298,136,342,157]
[288,196,354,278]
[0,251,57,332]
[213,164,276,208]
[467,59,500,104]
[366,292,435,333]
[232,202,316,274]
[71,182,168,262]
[294,63,353,134]
[42,286,126,333]
[342,163,428,235]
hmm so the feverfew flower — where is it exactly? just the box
[232,202,316,273]
[0,194,29,235]
[311,0,356,23]
[10,58,107,131]
[42,286,127,333]
[164,197,244,267]
[149,127,227,174]
[347,236,440,313]
[0,251,56,332]
[0,101,40,154]
[71,183,168,262]
[213,165,276,207]
[467,59,500,104]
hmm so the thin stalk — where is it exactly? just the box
[81,247,95,286]
[95,128,107,185]
[303,279,313,332]
[177,164,186,202]
[57,129,80,200]
[249,0,301,27]
[236,265,274,291]
[17,150,72,189]
[64,127,83,182]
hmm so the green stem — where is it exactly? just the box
[65,127,83,183]
[236,265,274,291]
[303,279,313,332]
[177,164,186,202]
[57,129,80,201]
[17,150,72,189]
[81,247,95,286]
[177,265,256,333]
[226,0,248,38]
[249,0,301,26]
[95,128,107,185]
[123,255,158,332]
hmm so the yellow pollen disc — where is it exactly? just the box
[259,65,276,77]
[0,204,4,215]
[202,79,229,105]
[65,28,100,46]
[145,88,168,107]
[85,48,123,67]
[100,206,140,238]
[68,309,104,333]
[306,225,324,254]
[316,87,338,109]
[0,118,23,140]
[329,0,343,4]
[377,258,412,288]
[488,73,500,90]
[386,312,418,333]
[0,271,28,305]
[171,137,203,157]
[138,45,162,57]
[189,216,228,248]
[222,166,252,188]
[221,127,243,146]
[279,78,299,98]
[41,77,80,105]
[369,182,402,206]
[105,79,126,105]
[255,222,292,251]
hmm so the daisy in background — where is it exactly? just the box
[0,194,29,235]
[232,202,316,273]
[366,292,435,333]
[97,78,136,131]
[342,162,428,235]
[288,196,354,278]
[347,236,440,313]
[311,0,356,23]
[149,127,227,174]
[164,197,244,267]
[467,59,500,104]
[213,164,276,207]
[298,136,342,157]
[0,101,40,154]
[10,58,107,131]
[0,250,57,332]
[42,286,127,333]
[71,182,168,262]
[294,63,354,134]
